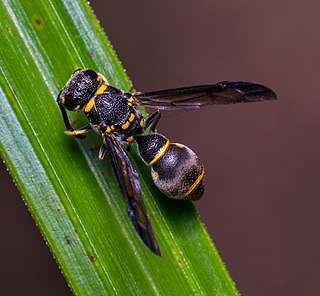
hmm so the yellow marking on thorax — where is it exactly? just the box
[121,113,135,130]
[140,118,145,128]
[181,168,205,198]
[148,140,170,166]
[126,136,134,143]
[105,125,115,133]
[95,83,107,95]
[127,96,133,106]
[74,104,81,111]
[128,113,135,122]
[121,121,130,130]
[84,97,95,113]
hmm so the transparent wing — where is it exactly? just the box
[102,133,161,256]
[134,81,277,110]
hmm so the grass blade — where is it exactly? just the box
[0,0,239,295]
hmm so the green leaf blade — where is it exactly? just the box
[0,0,239,295]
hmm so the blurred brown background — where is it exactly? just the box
[1,0,320,295]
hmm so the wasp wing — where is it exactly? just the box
[134,81,277,110]
[102,133,161,256]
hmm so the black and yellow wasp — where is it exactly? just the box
[57,69,276,256]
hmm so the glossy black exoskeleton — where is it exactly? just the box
[57,68,277,256]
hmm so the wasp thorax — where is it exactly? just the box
[136,134,204,201]
[57,69,100,111]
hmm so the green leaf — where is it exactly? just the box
[0,0,239,295]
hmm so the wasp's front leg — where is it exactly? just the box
[64,124,92,138]
[57,103,91,138]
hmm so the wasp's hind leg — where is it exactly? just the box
[144,110,162,132]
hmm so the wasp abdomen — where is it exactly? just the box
[136,134,204,201]
[136,134,169,165]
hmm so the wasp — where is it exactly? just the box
[57,69,276,256]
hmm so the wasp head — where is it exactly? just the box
[57,69,100,111]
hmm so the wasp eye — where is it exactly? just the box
[83,69,98,80]
[63,93,79,110]
[73,68,82,74]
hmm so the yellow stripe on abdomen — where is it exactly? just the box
[148,140,170,166]
[181,168,204,198]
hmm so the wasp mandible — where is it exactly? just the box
[57,69,276,256]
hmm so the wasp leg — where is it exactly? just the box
[58,103,91,139]
[98,142,107,160]
[58,103,73,130]
[64,124,92,139]
[145,110,162,132]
